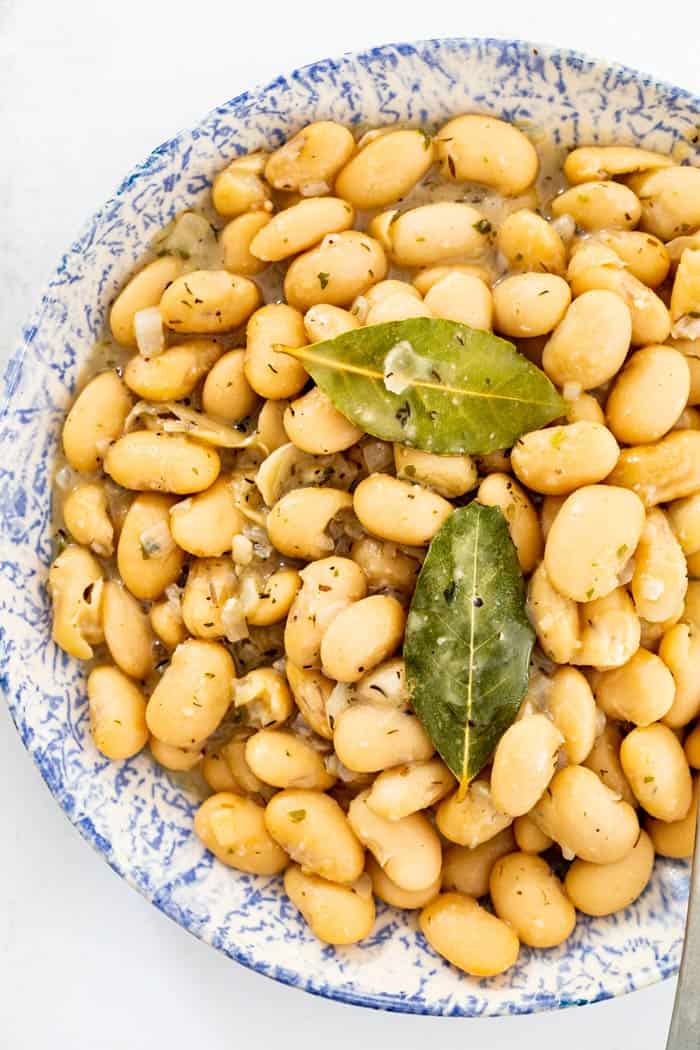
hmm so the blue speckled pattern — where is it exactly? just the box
[1,37,699,1017]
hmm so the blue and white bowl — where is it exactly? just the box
[1,37,697,1017]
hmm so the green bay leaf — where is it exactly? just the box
[282,318,565,454]
[404,503,534,790]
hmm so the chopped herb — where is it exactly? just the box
[443,581,457,604]
[204,672,215,679]
[538,289,550,296]
[318,272,330,289]
[617,544,629,558]
[418,128,432,150]
[550,430,565,449]
[644,775,655,784]
[473,218,492,235]
[586,588,595,600]
[288,809,306,823]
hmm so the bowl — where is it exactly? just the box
[1,36,697,1018]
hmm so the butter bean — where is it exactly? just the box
[268,486,353,560]
[284,387,362,454]
[542,290,632,389]
[491,715,563,817]
[565,830,655,916]
[386,203,485,268]
[303,303,360,343]
[265,122,356,194]
[544,485,645,603]
[548,667,597,763]
[513,815,553,855]
[62,372,133,472]
[149,599,188,650]
[105,432,220,494]
[102,580,154,680]
[437,114,538,195]
[441,828,516,897]
[110,256,183,347]
[511,422,619,496]
[595,230,670,288]
[284,231,387,311]
[87,665,148,760]
[124,340,222,402]
[367,856,440,910]
[413,263,494,296]
[628,165,700,240]
[212,152,272,217]
[117,493,184,600]
[160,270,260,333]
[620,723,692,821]
[606,346,690,445]
[420,893,520,977]
[659,623,700,728]
[493,274,571,338]
[244,303,309,399]
[251,197,354,261]
[195,792,287,875]
[170,477,244,558]
[552,181,641,230]
[569,256,671,346]
[594,648,675,726]
[574,588,641,669]
[497,209,566,275]
[436,780,512,849]
[333,703,433,773]
[245,729,334,790]
[367,758,454,820]
[201,349,259,423]
[265,789,364,883]
[354,474,452,546]
[348,790,442,892]
[181,557,237,638]
[526,561,581,664]
[151,737,203,772]
[564,146,672,184]
[490,853,576,948]
[220,212,271,275]
[647,777,698,858]
[394,446,477,499]
[49,545,104,659]
[146,639,235,747]
[631,508,687,623]
[286,664,333,740]
[423,272,493,329]
[62,482,114,557]
[284,865,375,945]
[335,129,434,209]
[233,668,294,730]
[350,536,420,596]
[608,431,700,506]
[321,595,405,683]
[531,765,639,863]
[284,556,367,669]
[668,493,700,555]
[584,721,637,806]
[246,568,301,627]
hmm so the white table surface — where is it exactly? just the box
[1,2,696,1047]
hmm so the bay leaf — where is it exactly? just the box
[280,318,564,454]
[404,503,534,790]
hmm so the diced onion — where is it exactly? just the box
[134,307,165,358]
[221,597,249,643]
[139,519,175,558]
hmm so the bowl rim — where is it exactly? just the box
[2,35,695,1017]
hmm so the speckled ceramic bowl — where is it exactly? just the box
[2,37,698,1017]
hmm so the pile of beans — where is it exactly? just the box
[50,113,700,978]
